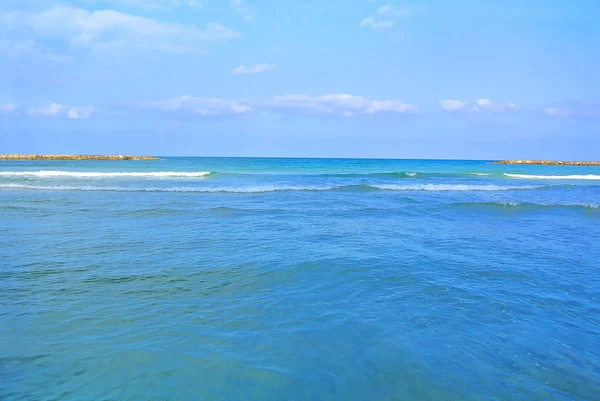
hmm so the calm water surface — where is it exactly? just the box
[1,158,599,400]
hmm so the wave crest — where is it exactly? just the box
[372,184,539,191]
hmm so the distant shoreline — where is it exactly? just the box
[491,160,600,166]
[0,155,598,165]
[0,154,159,161]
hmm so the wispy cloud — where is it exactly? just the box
[28,103,94,119]
[544,107,571,117]
[69,0,203,11]
[126,94,415,119]
[0,6,241,55]
[124,0,203,9]
[473,98,519,112]
[0,39,36,57]
[231,0,254,21]
[439,99,467,111]
[360,17,394,29]
[360,3,410,29]
[377,4,410,16]
[475,98,493,109]
[1,104,18,113]
[231,63,275,75]
[133,96,253,117]
[543,101,600,118]
[440,99,518,112]
[259,94,416,117]
[10,98,598,121]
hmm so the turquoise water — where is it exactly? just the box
[1,157,599,401]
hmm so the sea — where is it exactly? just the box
[1,157,599,401]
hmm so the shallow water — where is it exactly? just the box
[1,158,599,400]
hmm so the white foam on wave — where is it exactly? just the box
[472,201,599,209]
[497,201,521,207]
[372,184,539,191]
[1,183,542,193]
[471,173,490,176]
[0,170,211,178]
[504,173,600,180]
[405,172,417,177]
[0,184,330,193]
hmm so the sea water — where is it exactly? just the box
[1,158,599,400]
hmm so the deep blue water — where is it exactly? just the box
[1,157,599,401]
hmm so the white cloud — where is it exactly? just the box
[28,103,66,117]
[365,100,414,113]
[28,103,94,119]
[135,96,252,117]
[0,6,241,54]
[129,94,415,119]
[1,104,18,113]
[441,99,519,112]
[231,63,275,74]
[62,0,203,11]
[377,4,410,16]
[231,0,254,21]
[542,102,600,118]
[66,107,94,119]
[377,4,394,14]
[439,99,467,111]
[477,98,519,112]
[106,0,203,10]
[476,98,493,109]
[543,107,571,117]
[361,3,409,29]
[0,39,36,56]
[260,94,415,116]
[360,17,394,29]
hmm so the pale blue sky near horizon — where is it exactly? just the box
[1,0,599,158]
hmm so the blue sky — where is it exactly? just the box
[1,0,599,158]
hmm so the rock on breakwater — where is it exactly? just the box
[491,160,600,166]
[0,154,159,161]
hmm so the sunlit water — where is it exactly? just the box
[1,158,599,400]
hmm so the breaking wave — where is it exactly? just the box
[371,184,540,191]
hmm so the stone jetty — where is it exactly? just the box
[0,154,159,161]
[491,160,600,166]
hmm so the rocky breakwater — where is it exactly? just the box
[491,160,600,166]
[0,154,159,161]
